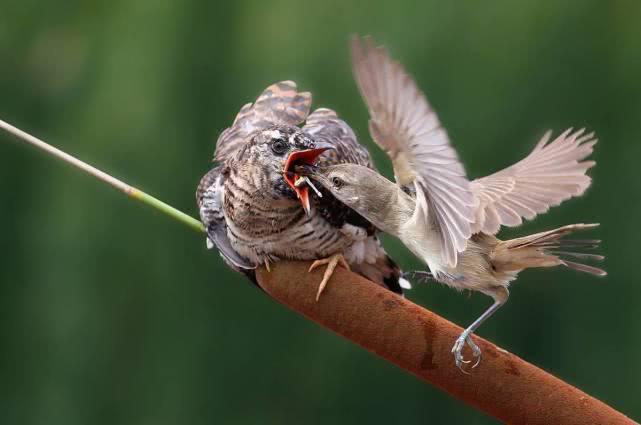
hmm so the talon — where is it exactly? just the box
[452,332,482,372]
[264,259,271,272]
[308,253,350,301]
[402,270,434,283]
[466,336,482,369]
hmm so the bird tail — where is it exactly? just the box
[349,237,411,295]
[493,223,606,276]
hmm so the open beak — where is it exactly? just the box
[283,142,333,215]
[293,163,330,190]
[292,163,318,177]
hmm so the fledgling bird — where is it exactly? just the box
[298,37,606,371]
[196,81,407,298]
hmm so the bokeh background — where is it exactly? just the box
[1,1,640,423]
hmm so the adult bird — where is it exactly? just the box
[196,81,408,299]
[298,37,605,371]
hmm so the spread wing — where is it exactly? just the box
[471,128,597,234]
[214,81,312,162]
[303,108,373,168]
[351,36,476,267]
[196,167,255,270]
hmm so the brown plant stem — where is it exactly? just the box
[257,261,635,425]
[2,119,635,424]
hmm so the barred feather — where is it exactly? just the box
[198,81,405,293]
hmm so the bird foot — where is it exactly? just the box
[308,253,350,301]
[451,331,482,373]
[401,270,434,283]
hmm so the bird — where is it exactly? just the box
[295,36,606,371]
[196,80,408,299]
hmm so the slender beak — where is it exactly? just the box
[294,164,332,195]
[294,163,330,186]
[292,163,318,176]
[283,142,334,215]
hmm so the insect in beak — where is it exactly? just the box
[283,142,333,215]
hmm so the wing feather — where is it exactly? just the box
[351,36,475,266]
[196,167,255,270]
[471,128,596,234]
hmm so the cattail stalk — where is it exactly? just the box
[1,119,634,424]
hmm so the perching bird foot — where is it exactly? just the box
[308,253,350,301]
[402,270,434,284]
[452,331,482,373]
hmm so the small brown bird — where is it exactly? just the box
[297,37,606,371]
[197,81,407,297]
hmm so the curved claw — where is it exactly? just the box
[465,335,482,368]
[451,336,470,372]
[451,333,483,372]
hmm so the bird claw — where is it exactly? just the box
[452,332,482,372]
[308,253,350,301]
[401,270,434,284]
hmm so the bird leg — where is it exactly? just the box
[402,270,434,284]
[452,297,506,373]
[308,253,350,301]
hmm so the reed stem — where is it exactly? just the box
[0,119,204,234]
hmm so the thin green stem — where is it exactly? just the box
[129,189,204,233]
[0,119,205,234]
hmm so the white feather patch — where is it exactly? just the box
[345,236,385,265]
[399,277,412,290]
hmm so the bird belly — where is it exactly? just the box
[226,208,350,265]
[400,221,446,273]
[400,223,509,295]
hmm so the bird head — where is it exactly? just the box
[297,163,389,211]
[242,125,333,213]
[296,163,413,235]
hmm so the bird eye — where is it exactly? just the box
[271,139,288,155]
[332,176,344,188]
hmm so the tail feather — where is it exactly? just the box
[535,241,601,250]
[348,237,408,295]
[351,254,407,294]
[495,223,606,276]
[506,223,599,249]
[549,251,605,261]
[563,260,607,276]
[534,239,601,247]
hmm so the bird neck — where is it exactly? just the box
[357,185,415,237]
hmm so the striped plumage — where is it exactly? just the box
[196,81,405,293]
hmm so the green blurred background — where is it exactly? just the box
[1,1,640,423]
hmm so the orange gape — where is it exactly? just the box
[283,146,331,214]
